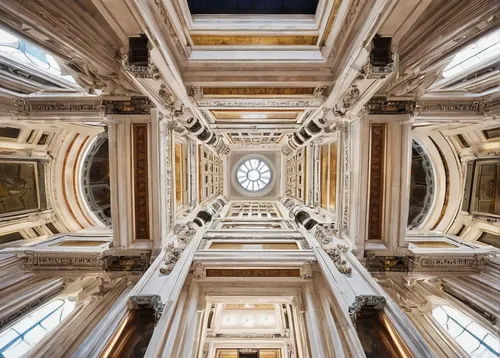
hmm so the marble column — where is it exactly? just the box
[302,283,328,358]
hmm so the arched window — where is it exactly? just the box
[432,305,500,357]
[0,298,76,357]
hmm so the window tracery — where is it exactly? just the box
[443,29,500,78]
[236,158,271,192]
[0,298,76,358]
[432,305,499,357]
[0,29,78,85]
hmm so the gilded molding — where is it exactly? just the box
[133,124,150,240]
[196,99,323,107]
[192,35,318,46]
[202,87,316,97]
[205,268,301,277]
[368,124,385,241]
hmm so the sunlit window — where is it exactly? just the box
[236,158,271,192]
[0,29,77,84]
[432,305,500,357]
[443,30,500,78]
[0,298,76,358]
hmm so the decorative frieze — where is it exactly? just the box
[341,123,350,232]
[365,99,415,114]
[103,97,152,115]
[159,243,183,275]
[358,55,397,80]
[348,295,386,327]
[133,124,150,241]
[212,333,286,339]
[326,245,352,275]
[315,223,338,246]
[22,252,151,272]
[412,254,489,272]
[122,54,160,79]
[417,101,484,113]
[342,86,360,109]
[15,100,101,114]
[368,124,385,241]
[173,223,196,246]
[24,254,103,270]
[365,253,412,272]
[196,99,323,108]
[205,268,301,277]
[104,255,150,272]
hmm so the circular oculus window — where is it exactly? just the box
[236,158,272,192]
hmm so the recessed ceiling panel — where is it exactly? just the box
[188,0,319,15]
[203,87,315,97]
[227,132,285,145]
[211,110,302,122]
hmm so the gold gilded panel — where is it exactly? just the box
[192,35,318,46]
[133,124,149,240]
[217,350,238,358]
[320,144,329,208]
[260,350,281,358]
[175,143,182,205]
[329,143,337,210]
[410,241,457,248]
[321,0,342,44]
[0,161,39,215]
[206,269,301,277]
[202,87,315,97]
[210,110,301,121]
